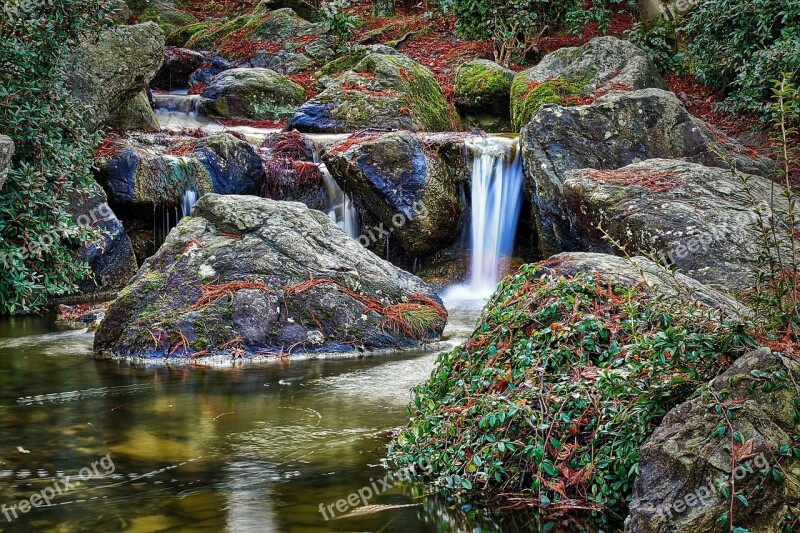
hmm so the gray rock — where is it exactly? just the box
[323,132,468,256]
[510,36,666,130]
[93,194,447,360]
[67,182,138,296]
[95,133,265,206]
[150,47,205,91]
[520,88,774,256]
[106,91,160,132]
[544,252,747,317]
[0,135,13,192]
[562,159,797,292]
[66,22,165,132]
[626,348,800,533]
[198,68,306,121]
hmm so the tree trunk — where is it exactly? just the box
[637,0,666,23]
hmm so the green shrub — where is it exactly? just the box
[451,0,580,66]
[0,0,115,313]
[627,20,684,73]
[683,0,800,121]
[389,265,750,513]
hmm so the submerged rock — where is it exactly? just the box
[198,68,306,121]
[0,135,13,192]
[562,159,796,292]
[287,53,452,133]
[627,347,800,533]
[520,88,773,256]
[66,22,165,131]
[322,131,468,257]
[94,194,447,360]
[510,36,666,130]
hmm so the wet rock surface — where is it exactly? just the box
[323,131,468,257]
[94,194,447,360]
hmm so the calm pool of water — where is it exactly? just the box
[0,305,610,532]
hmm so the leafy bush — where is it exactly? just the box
[683,0,800,121]
[627,19,684,73]
[451,0,580,66]
[0,0,115,313]
[389,265,750,512]
[322,0,358,43]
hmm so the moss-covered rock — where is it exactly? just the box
[627,347,800,533]
[136,0,198,36]
[288,52,452,133]
[509,36,666,131]
[95,132,264,206]
[510,76,581,131]
[65,22,165,132]
[107,91,160,132]
[185,7,334,67]
[94,194,447,361]
[454,59,514,118]
[198,68,305,121]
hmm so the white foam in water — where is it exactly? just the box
[442,136,524,304]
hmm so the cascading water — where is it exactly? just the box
[308,141,360,240]
[443,136,524,301]
[181,189,198,218]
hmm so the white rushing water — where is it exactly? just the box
[181,188,198,218]
[443,136,524,303]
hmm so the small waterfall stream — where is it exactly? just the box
[444,136,524,301]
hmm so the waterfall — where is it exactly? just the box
[443,136,523,301]
[309,140,360,240]
[181,189,198,218]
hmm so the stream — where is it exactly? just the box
[0,303,554,532]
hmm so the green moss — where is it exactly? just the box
[454,62,513,100]
[510,77,581,131]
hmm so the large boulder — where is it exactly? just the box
[510,36,666,130]
[287,53,452,133]
[96,133,265,206]
[66,22,165,131]
[93,194,447,360]
[129,0,198,37]
[106,91,160,132]
[520,88,774,257]
[627,347,800,533]
[322,132,468,257]
[150,47,205,91]
[68,183,138,295]
[562,159,796,292]
[186,7,334,67]
[454,59,515,130]
[0,135,13,192]
[198,68,306,121]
